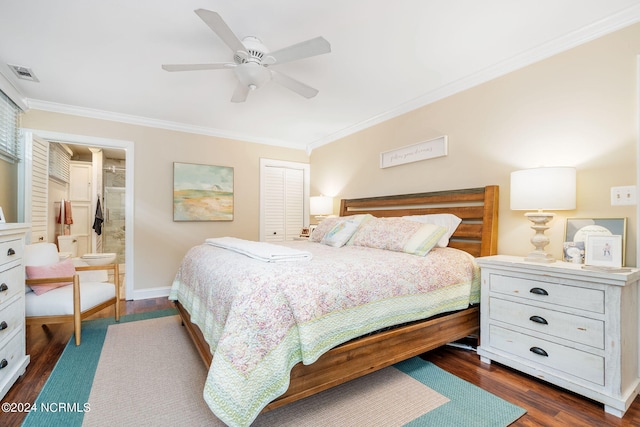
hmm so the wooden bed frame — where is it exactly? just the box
[175,185,499,412]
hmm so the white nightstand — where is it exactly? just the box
[477,255,640,417]
[0,223,30,400]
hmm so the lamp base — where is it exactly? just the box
[524,251,555,263]
[523,211,556,263]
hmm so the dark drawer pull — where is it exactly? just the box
[0,359,7,369]
[0,321,7,331]
[529,287,548,296]
[0,283,7,292]
[529,315,548,325]
[530,346,549,357]
[7,248,15,256]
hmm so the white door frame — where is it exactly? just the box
[259,158,310,242]
[19,129,135,299]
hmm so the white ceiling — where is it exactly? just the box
[2,1,640,152]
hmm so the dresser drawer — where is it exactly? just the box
[489,324,604,385]
[0,296,24,347]
[0,265,22,305]
[489,297,604,349]
[489,273,604,313]
[0,238,22,267]
[0,328,24,386]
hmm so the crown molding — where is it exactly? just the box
[26,99,306,151]
[306,4,640,152]
[0,69,28,111]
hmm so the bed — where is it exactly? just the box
[170,185,498,426]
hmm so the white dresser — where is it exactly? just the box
[477,255,640,417]
[0,223,30,400]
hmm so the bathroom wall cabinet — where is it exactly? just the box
[69,161,92,256]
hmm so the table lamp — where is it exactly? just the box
[310,195,334,222]
[511,167,576,263]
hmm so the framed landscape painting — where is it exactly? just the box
[173,162,234,221]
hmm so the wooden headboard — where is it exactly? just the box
[339,185,499,257]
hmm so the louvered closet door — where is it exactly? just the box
[30,136,49,243]
[263,166,304,242]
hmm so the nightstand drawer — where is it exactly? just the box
[0,296,24,347]
[0,265,22,305]
[489,297,604,349]
[0,329,24,386]
[0,238,22,267]
[489,274,604,313]
[489,324,604,385]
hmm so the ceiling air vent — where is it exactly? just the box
[8,64,39,82]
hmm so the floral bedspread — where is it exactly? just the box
[169,241,480,427]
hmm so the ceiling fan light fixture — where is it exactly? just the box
[235,62,271,90]
[163,10,329,101]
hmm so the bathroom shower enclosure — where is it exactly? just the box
[103,165,126,264]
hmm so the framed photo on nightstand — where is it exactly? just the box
[585,234,623,268]
[565,218,626,266]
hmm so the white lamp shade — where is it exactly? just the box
[511,167,576,211]
[310,196,334,216]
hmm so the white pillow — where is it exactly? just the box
[402,214,462,247]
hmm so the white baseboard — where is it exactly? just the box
[128,286,171,301]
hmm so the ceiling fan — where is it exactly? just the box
[162,9,331,102]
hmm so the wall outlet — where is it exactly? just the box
[611,185,637,206]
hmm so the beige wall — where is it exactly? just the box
[311,23,639,266]
[20,110,309,294]
[0,160,17,222]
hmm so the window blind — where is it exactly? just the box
[0,90,20,162]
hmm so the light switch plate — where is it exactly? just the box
[611,185,637,206]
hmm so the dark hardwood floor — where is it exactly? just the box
[2,297,640,426]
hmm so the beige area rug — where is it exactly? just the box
[82,315,449,427]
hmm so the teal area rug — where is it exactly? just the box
[21,308,178,427]
[395,358,526,426]
[23,308,525,426]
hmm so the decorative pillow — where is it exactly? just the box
[25,258,76,296]
[310,214,373,243]
[321,217,361,247]
[310,216,341,242]
[351,217,447,256]
[403,214,462,247]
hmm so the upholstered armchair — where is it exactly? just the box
[24,243,120,345]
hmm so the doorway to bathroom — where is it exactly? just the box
[20,129,135,299]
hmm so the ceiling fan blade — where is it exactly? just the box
[271,70,319,99]
[231,83,250,103]
[195,9,246,54]
[268,36,331,65]
[162,63,234,72]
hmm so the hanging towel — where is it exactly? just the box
[64,200,73,225]
[56,201,62,224]
[92,199,104,235]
